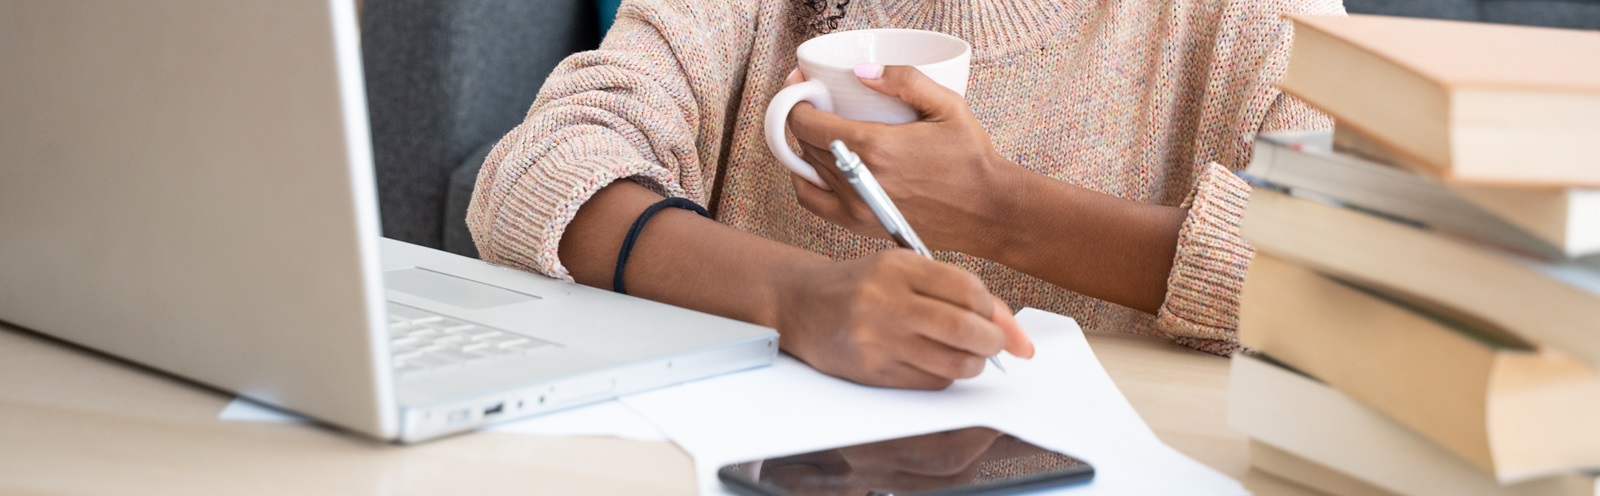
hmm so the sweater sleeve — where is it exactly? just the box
[465,0,760,280]
[1153,0,1340,355]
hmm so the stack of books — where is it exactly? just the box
[1228,14,1600,496]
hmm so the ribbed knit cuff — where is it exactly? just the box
[1155,162,1255,355]
[474,154,684,282]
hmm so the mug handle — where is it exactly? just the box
[763,79,833,189]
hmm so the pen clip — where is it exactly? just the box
[829,141,862,174]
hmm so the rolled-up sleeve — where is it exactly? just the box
[466,0,759,280]
[1156,162,1255,355]
[1153,0,1340,354]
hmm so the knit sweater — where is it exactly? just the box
[467,0,1342,354]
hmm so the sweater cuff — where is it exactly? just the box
[1155,162,1255,355]
[472,153,684,282]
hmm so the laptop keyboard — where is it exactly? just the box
[386,302,553,376]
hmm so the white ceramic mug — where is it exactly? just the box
[764,29,972,188]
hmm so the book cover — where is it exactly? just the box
[1240,253,1600,480]
[1240,187,1600,373]
[1229,354,1600,495]
[1280,14,1600,186]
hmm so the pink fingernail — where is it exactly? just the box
[787,68,799,80]
[854,63,883,80]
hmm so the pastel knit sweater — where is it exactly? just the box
[467,0,1342,354]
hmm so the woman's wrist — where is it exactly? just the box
[967,154,1043,262]
[758,252,832,329]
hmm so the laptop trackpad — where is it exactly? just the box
[384,268,538,310]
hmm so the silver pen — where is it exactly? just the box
[829,140,1006,374]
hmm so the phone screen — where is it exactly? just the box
[718,426,1094,496]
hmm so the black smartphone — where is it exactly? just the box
[717,426,1094,496]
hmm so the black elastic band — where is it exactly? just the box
[613,197,712,295]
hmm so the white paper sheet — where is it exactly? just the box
[618,308,1247,495]
[217,397,309,423]
[218,392,668,441]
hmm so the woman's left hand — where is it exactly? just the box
[785,65,1026,259]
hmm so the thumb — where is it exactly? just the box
[990,297,1035,359]
[784,67,806,85]
[854,64,963,119]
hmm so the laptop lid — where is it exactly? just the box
[0,1,398,438]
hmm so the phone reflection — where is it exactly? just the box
[728,427,1090,495]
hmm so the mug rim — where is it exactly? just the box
[796,28,972,71]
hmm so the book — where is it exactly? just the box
[1279,14,1600,186]
[1228,354,1600,496]
[1239,252,1600,480]
[1331,125,1600,258]
[1240,186,1600,372]
[1454,186,1600,260]
[1249,441,1399,496]
[1246,133,1559,259]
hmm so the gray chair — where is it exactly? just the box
[361,0,600,257]
[1344,0,1600,29]
[359,0,1599,259]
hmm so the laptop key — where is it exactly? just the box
[505,340,550,352]
[495,337,532,348]
[426,349,477,363]
[416,342,446,352]
[409,353,457,368]
[430,319,473,331]
[433,335,466,346]
[471,345,517,357]
[390,336,420,346]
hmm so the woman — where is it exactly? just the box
[467,0,1341,389]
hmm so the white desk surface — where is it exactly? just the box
[0,321,1320,495]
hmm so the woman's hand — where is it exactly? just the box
[784,65,1025,259]
[774,249,1034,390]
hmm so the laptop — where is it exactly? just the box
[0,1,777,442]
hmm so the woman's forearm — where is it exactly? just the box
[981,168,1187,315]
[557,179,1030,389]
[558,180,830,328]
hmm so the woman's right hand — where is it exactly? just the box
[774,249,1035,390]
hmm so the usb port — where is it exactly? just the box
[483,402,504,416]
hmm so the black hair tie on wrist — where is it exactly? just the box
[613,197,712,295]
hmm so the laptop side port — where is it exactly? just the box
[483,402,504,417]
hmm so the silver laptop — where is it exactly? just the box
[0,1,776,442]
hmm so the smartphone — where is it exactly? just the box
[717,426,1094,496]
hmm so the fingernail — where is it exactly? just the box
[787,68,799,80]
[854,63,883,80]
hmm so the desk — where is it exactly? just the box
[0,321,1319,495]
